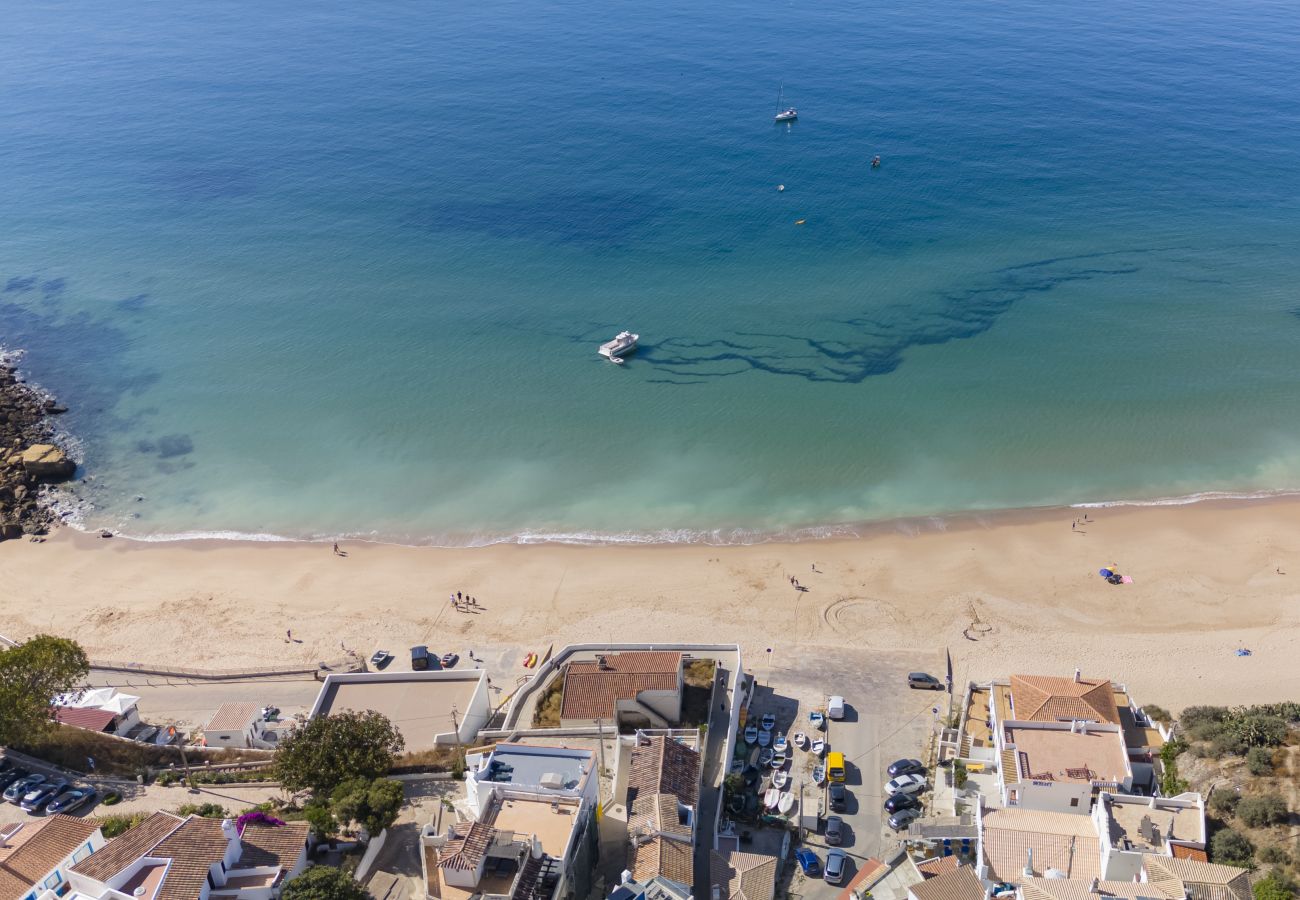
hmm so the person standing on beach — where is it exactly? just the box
[333,542,340,555]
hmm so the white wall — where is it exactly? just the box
[1006,780,1091,815]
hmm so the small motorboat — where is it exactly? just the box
[812,764,826,785]
[773,769,789,789]
[793,731,808,750]
[744,723,758,744]
[757,729,771,747]
[729,759,744,775]
[763,788,780,809]
[811,738,825,757]
[760,713,776,731]
[773,732,788,754]
[809,711,825,730]
[759,747,774,766]
[609,356,625,365]
[777,792,795,815]
[771,752,787,769]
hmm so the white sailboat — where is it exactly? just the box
[774,85,797,123]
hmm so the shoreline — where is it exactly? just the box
[6,493,1300,711]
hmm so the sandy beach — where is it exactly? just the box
[3,497,1299,711]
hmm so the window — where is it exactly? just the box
[72,844,94,863]
[1069,797,1080,808]
[44,871,63,889]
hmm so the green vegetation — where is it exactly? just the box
[0,635,89,746]
[1253,872,1298,900]
[1246,747,1276,776]
[280,865,370,900]
[1236,793,1289,829]
[684,659,717,688]
[532,678,564,727]
[1159,737,1189,795]
[953,760,969,789]
[176,802,228,818]
[449,751,466,780]
[1142,705,1172,724]
[1178,705,1290,758]
[273,710,404,795]
[1210,828,1255,868]
[392,746,458,773]
[99,813,148,838]
[1257,845,1291,866]
[330,777,404,837]
[1209,789,1240,818]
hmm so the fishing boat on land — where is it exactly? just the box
[773,769,789,789]
[793,731,808,749]
[809,711,825,730]
[759,747,774,766]
[812,764,826,785]
[744,723,758,744]
[811,738,825,757]
[760,713,776,731]
[763,788,780,809]
[773,732,788,754]
[777,792,795,814]
[757,728,771,747]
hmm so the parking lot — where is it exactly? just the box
[744,647,949,900]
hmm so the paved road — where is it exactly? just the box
[693,664,733,893]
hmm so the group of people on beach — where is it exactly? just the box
[450,590,478,612]
[1071,513,1091,531]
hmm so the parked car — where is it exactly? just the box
[4,774,45,804]
[908,672,944,690]
[824,848,848,885]
[440,652,459,669]
[46,787,99,816]
[795,848,821,877]
[828,782,848,812]
[370,649,393,669]
[824,815,844,846]
[0,768,28,792]
[887,758,926,778]
[827,695,845,720]
[883,773,927,795]
[410,645,431,671]
[889,807,921,831]
[21,778,69,813]
[883,791,920,814]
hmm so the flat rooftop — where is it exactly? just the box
[487,796,581,858]
[1106,797,1204,850]
[480,744,593,791]
[1006,726,1128,784]
[316,675,480,750]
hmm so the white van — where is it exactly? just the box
[828,695,845,720]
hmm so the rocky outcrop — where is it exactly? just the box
[0,356,77,540]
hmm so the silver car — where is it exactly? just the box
[824,849,848,884]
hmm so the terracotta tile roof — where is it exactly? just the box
[204,702,262,732]
[980,808,1100,884]
[629,835,693,885]
[1143,855,1251,900]
[835,858,887,900]
[0,815,100,900]
[560,653,681,720]
[910,866,985,900]
[1020,878,1172,900]
[438,821,497,871]
[52,706,118,732]
[73,812,183,880]
[711,849,778,900]
[627,736,700,840]
[1171,845,1209,862]
[1009,675,1120,724]
[917,857,960,878]
[150,817,233,900]
[235,820,309,869]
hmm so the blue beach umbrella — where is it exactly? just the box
[1098,568,1113,578]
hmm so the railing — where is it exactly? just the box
[90,656,363,681]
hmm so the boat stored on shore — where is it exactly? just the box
[598,331,639,360]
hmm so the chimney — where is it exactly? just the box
[1090,878,1100,894]
[1024,847,1034,878]
[531,834,543,860]
[1074,668,1082,683]
[620,870,633,885]
[221,818,239,842]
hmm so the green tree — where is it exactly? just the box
[1210,828,1255,867]
[302,801,336,840]
[0,635,89,745]
[1236,793,1288,828]
[280,865,369,900]
[1253,873,1297,900]
[330,777,405,837]
[1246,747,1275,776]
[273,711,404,795]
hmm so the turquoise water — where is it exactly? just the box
[3,0,1300,543]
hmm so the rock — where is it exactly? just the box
[0,524,22,540]
[43,401,68,414]
[13,485,26,502]
[99,529,113,539]
[18,444,75,480]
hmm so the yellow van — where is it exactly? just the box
[827,751,847,783]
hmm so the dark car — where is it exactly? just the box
[411,645,431,670]
[908,672,944,690]
[4,774,45,804]
[0,768,28,792]
[828,782,847,812]
[824,815,844,845]
[889,807,921,831]
[20,778,69,813]
[440,652,459,669]
[887,758,926,778]
[824,849,848,885]
[884,791,920,814]
[46,787,99,816]
[795,848,821,877]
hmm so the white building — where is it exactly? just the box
[311,670,491,748]
[204,702,271,749]
[0,817,104,900]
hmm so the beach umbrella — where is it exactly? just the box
[1098,568,1113,578]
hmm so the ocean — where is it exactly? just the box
[3,0,1300,544]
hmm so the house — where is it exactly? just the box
[608,874,692,900]
[310,670,491,749]
[203,703,269,749]
[1093,793,1206,880]
[978,807,1101,883]
[464,743,598,815]
[997,722,1133,812]
[60,813,310,900]
[837,851,924,900]
[710,849,777,900]
[907,866,984,900]
[51,688,141,736]
[1019,878,1168,900]
[0,817,104,900]
[1141,855,1251,900]
[420,820,558,900]
[1004,674,1121,725]
[559,653,683,728]
[621,734,701,887]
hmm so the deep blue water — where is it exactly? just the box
[2,0,1300,542]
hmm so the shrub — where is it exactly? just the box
[1143,705,1172,724]
[1249,702,1300,723]
[99,813,147,838]
[1209,790,1240,818]
[1236,793,1289,828]
[450,752,466,780]
[684,659,717,688]
[176,802,228,818]
[532,678,564,728]
[1211,828,1255,867]
[1160,738,1190,795]
[330,777,404,838]
[155,771,179,786]
[1211,732,1248,758]
[953,760,969,789]
[101,791,121,806]
[1247,747,1275,776]
[281,865,369,900]
[303,802,336,840]
[1257,845,1290,866]
[1253,873,1298,900]
[1233,714,1288,748]
[1181,706,1231,730]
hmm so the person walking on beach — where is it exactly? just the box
[333,542,341,556]
[286,629,292,642]
[457,591,463,602]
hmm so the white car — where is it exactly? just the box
[828,695,845,720]
[884,773,927,795]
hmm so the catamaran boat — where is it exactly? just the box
[598,331,639,361]
[773,732,788,754]
[744,723,759,744]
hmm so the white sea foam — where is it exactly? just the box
[1071,489,1300,509]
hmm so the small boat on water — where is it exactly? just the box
[771,752,787,769]
[598,331,639,361]
[773,732,788,754]
[812,764,826,785]
[809,711,825,730]
[757,729,771,747]
[774,85,797,123]
[763,788,780,809]
[744,723,758,744]
[760,713,776,731]
[811,738,825,757]
[777,792,796,815]
[759,747,774,766]
[773,769,789,789]
[793,731,808,750]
